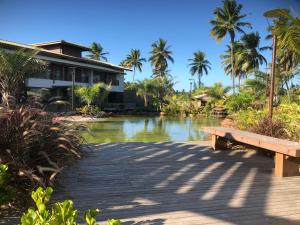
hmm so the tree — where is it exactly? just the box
[87,42,109,61]
[221,42,246,88]
[149,38,174,78]
[210,0,252,93]
[149,38,174,110]
[188,51,211,87]
[264,9,300,54]
[207,82,231,100]
[0,49,45,108]
[238,32,267,73]
[264,9,300,103]
[74,83,111,109]
[123,49,146,81]
[135,79,155,107]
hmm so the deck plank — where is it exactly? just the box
[3,142,300,225]
[55,142,300,225]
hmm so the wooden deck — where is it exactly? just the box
[3,142,300,224]
[53,142,300,225]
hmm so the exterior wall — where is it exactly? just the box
[26,78,89,88]
[61,45,81,57]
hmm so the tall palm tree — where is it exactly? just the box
[264,9,300,54]
[87,42,109,61]
[210,0,252,93]
[221,42,245,88]
[149,38,174,78]
[188,51,211,87]
[239,32,267,73]
[123,49,146,81]
[0,49,45,108]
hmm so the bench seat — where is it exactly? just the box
[203,127,300,177]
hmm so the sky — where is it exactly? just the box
[0,0,299,91]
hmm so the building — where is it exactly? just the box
[0,39,128,104]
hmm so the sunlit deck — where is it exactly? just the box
[9,142,300,225]
[52,142,300,225]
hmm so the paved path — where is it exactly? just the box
[52,142,300,225]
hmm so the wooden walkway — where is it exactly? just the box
[53,142,300,225]
[3,142,300,224]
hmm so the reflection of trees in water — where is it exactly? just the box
[82,120,127,142]
[129,117,171,142]
[81,116,220,142]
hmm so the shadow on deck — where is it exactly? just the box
[5,142,300,224]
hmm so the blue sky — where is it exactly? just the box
[0,0,299,91]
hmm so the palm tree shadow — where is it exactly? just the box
[52,141,300,225]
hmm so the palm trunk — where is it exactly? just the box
[198,74,201,87]
[144,95,148,108]
[133,67,136,81]
[285,79,291,103]
[230,35,236,94]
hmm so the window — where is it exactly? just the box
[75,68,89,83]
[55,64,63,80]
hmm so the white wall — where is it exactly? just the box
[26,78,89,88]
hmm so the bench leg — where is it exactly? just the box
[274,153,300,177]
[211,135,226,150]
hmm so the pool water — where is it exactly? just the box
[80,116,220,143]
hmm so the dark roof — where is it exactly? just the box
[0,39,130,72]
[31,40,91,51]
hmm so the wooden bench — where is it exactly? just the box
[203,127,300,177]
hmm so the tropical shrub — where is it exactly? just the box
[225,92,254,113]
[20,187,121,225]
[0,49,46,109]
[75,83,111,109]
[76,106,107,118]
[249,116,288,139]
[0,164,16,205]
[234,103,300,141]
[0,106,83,207]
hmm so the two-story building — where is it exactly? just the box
[0,39,128,104]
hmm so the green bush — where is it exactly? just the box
[225,92,254,113]
[20,187,121,225]
[234,104,300,141]
[0,164,16,205]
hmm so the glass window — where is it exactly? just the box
[55,64,63,80]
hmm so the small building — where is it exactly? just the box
[191,94,211,108]
[0,39,129,103]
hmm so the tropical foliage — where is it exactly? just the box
[0,49,45,108]
[122,49,146,81]
[75,83,111,109]
[0,107,83,207]
[20,186,121,225]
[87,42,109,61]
[188,51,211,87]
[149,38,174,78]
[210,0,252,93]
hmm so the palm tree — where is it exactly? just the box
[221,42,246,88]
[210,0,252,93]
[0,49,45,108]
[239,32,267,73]
[123,49,146,81]
[87,42,109,61]
[188,51,211,87]
[135,79,155,108]
[149,38,174,78]
[207,82,231,100]
[264,9,300,54]
[149,38,174,110]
